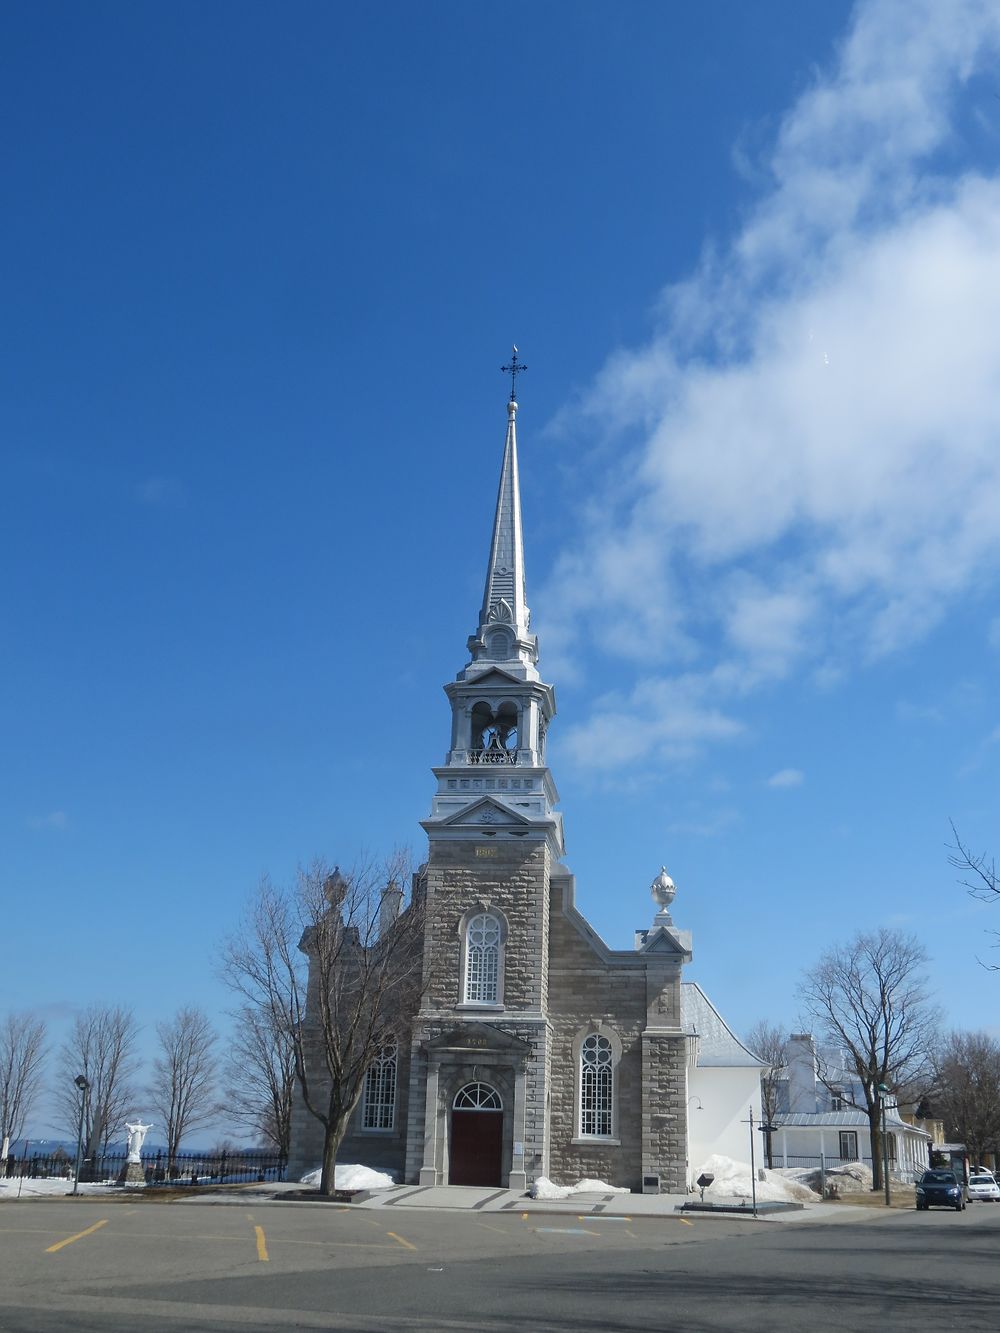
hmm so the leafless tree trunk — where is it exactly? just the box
[150,1007,218,1168]
[221,853,426,1196]
[224,1006,295,1157]
[798,928,938,1191]
[744,1020,787,1169]
[0,1011,47,1162]
[57,1006,140,1168]
[932,1031,1000,1164]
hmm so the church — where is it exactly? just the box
[288,372,763,1193]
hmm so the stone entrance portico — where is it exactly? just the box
[414,1024,532,1192]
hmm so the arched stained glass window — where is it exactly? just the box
[464,912,501,1003]
[362,1041,398,1131]
[580,1032,614,1137]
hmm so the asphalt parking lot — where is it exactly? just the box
[2,1193,999,1332]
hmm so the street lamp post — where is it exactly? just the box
[72,1075,90,1197]
[878,1083,891,1207]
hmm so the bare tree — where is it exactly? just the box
[221,854,425,1195]
[224,1006,295,1157]
[949,822,998,901]
[950,823,1000,965]
[56,1006,141,1164]
[932,1031,1000,1165]
[744,1020,787,1169]
[0,1011,47,1161]
[798,928,938,1190]
[150,1007,218,1167]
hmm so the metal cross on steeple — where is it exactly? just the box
[501,345,527,402]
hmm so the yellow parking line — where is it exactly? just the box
[46,1219,109,1253]
[254,1224,269,1262]
[386,1230,417,1251]
[678,1217,693,1227]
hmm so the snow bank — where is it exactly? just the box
[772,1161,872,1196]
[0,1178,111,1200]
[694,1154,820,1204]
[529,1176,631,1199]
[299,1164,395,1191]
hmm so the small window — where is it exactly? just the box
[830,1088,846,1112]
[464,913,501,1004]
[887,1133,896,1164]
[839,1130,858,1162]
[362,1042,398,1131]
[580,1033,614,1138]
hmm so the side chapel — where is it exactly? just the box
[288,374,763,1192]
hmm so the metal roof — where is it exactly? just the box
[681,981,767,1068]
[775,1110,930,1137]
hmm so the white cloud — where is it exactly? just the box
[28,811,68,831]
[766,768,805,789]
[539,0,1000,770]
[136,476,181,505]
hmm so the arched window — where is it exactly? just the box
[453,1082,502,1111]
[464,912,502,1004]
[362,1041,398,1131]
[579,1032,614,1138]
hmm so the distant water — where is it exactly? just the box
[8,1139,239,1157]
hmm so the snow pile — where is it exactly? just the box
[771,1161,872,1196]
[299,1164,395,1191]
[529,1176,631,1199]
[694,1154,820,1204]
[0,1178,111,1200]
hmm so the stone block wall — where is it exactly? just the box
[286,1039,413,1183]
[422,838,551,1012]
[546,882,648,1189]
[640,1034,688,1193]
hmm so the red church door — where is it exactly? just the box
[449,1083,504,1187]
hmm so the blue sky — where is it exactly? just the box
[5,0,1000,1136]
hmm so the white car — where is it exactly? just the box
[966,1172,1000,1202]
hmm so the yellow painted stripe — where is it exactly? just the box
[386,1230,417,1251]
[521,1212,529,1220]
[46,1219,108,1253]
[254,1224,269,1262]
[678,1217,694,1227]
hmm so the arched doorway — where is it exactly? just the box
[449,1082,503,1186]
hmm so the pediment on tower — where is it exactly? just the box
[424,1022,531,1056]
[450,665,524,691]
[439,797,535,829]
[638,924,693,962]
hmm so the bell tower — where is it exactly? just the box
[421,378,563,859]
[409,359,561,1190]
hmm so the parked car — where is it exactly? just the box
[915,1170,966,1211]
[967,1172,1000,1203]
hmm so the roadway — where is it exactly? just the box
[0,1194,997,1331]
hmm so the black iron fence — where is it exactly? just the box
[4,1149,286,1186]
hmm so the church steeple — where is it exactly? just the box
[422,360,563,859]
[466,396,539,679]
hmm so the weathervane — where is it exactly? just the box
[501,345,527,402]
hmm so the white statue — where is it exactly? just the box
[125,1121,153,1163]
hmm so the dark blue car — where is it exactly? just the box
[915,1170,965,1211]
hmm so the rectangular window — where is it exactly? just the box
[839,1131,858,1161]
[830,1088,846,1111]
[362,1046,397,1131]
[887,1134,896,1163]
